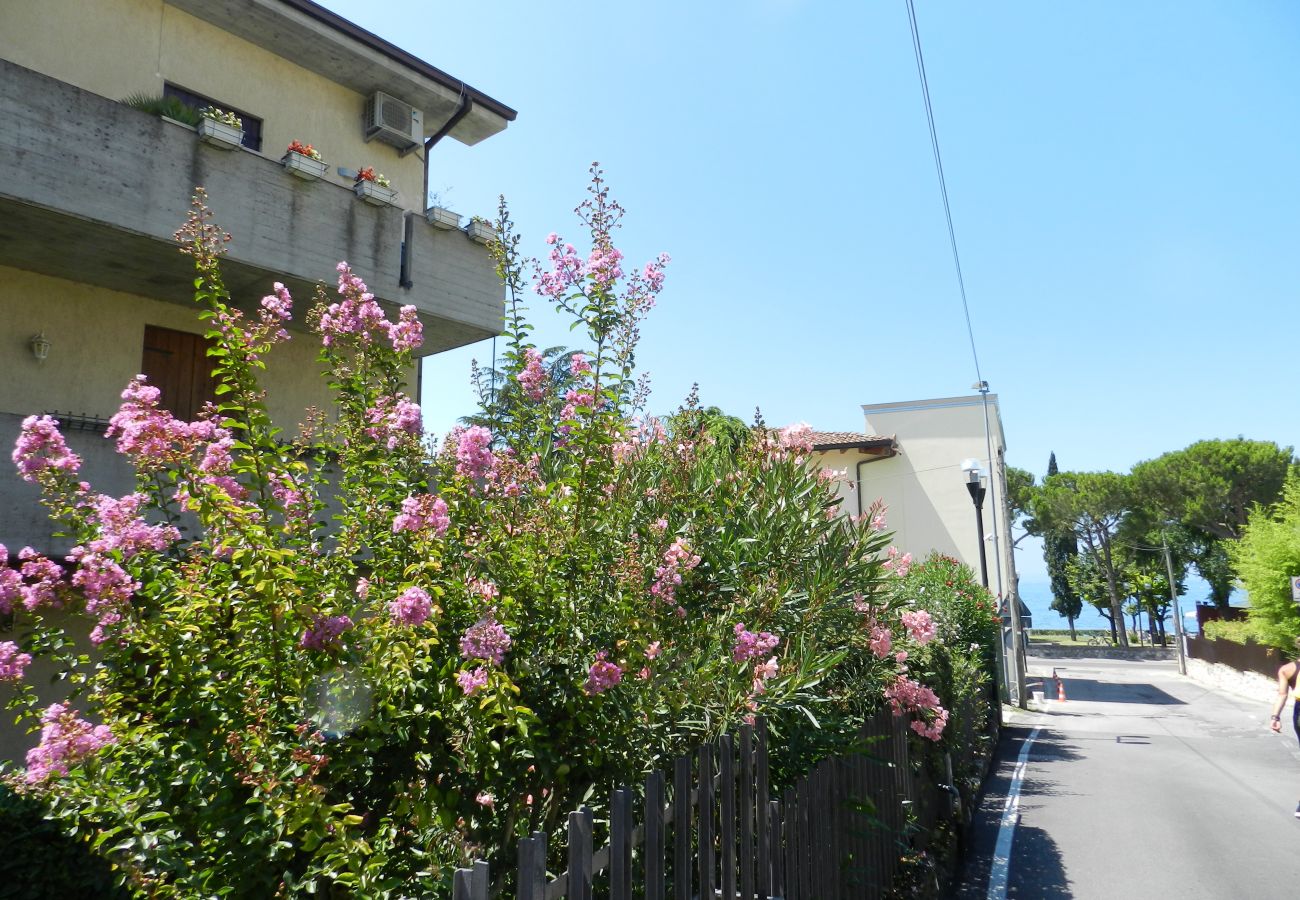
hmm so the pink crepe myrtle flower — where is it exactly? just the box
[517,347,547,401]
[389,587,432,627]
[650,537,700,608]
[584,652,623,695]
[457,666,489,696]
[0,642,32,682]
[469,579,499,604]
[300,614,353,651]
[86,493,179,558]
[318,262,387,346]
[569,353,592,377]
[732,623,780,663]
[901,609,937,645]
[475,791,495,808]
[392,494,451,536]
[365,395,423,449]
[644,641,662,660]
[18,548,65,612]
[13,415,82,481]
[455,425,496,480]
[459,614,512,666]
[0,545,24,615]
[25,703,115,784]
[386,304,424,352]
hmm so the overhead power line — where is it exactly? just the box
[904,0,983,386]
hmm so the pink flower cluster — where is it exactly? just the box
[25,703,115,784]
[365,394,422,449]
[733,623,780,663]
[777,423,814,454]
[569,353,591,377]
[300,614,353,651]
[258,282,293,342]
[650,537,701,614]
[392,494,451,536]
[68,548,137,644]
[389,587,432,627]
[86,493,179,557]
[388,305,424,353]
[517,348,547,401]
[319,264,384,344]
[0,641,32,682]
[1,548,66,614]
[107,378,226,469]
[455,426,496,481]
[12,415,81,481]
[882,546,913,578]
[469,579,499,603]
[457,666,489,696]
[269,472,310,524]
[459,614,512,665]
[584,651,623,695]
[883,675,948,742]
[901,609,937,645]
[869,624,893,659]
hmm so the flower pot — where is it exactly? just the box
[464,220,496,245]
[354,180,398,207]
[197,117,244,150]
[426,206,461,230]
[282,151,329,181]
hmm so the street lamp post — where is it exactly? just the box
[962,458,1020,707]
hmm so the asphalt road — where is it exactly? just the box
[954,654,1300,899]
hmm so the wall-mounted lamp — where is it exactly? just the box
[29,333,51,362]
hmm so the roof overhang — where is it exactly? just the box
[167,0,516,146]
[810,433,898,456]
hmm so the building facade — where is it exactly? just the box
[0,0,515,555]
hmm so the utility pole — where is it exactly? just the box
[1162,536,1188,676]
[997,448,1028,708]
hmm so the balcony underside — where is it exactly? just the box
[0,59,503,355]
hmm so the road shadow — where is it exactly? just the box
[950,726,1076,898]
[1054,679,1186,705]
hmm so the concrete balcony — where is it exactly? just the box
[0,59,502,355]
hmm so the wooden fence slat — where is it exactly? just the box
[797,776,812,900]
[520,831,547,900]
[645,770,665,900]
[739,723,754,900]
[611,787,632,900]
[783,786,798,900]
[720,734,736,900]
[568,807,593,900]
[756,719,771,899]
[768,799,783,900]
[698,743,714,900]
[453,861,489,900]
[674,754,692,900]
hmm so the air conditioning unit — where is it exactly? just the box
[364,91,423,151]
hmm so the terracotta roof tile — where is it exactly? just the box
[809,431,896,451]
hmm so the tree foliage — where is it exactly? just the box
[1229,472,1300,650]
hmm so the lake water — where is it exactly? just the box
[1018,576,1209,635]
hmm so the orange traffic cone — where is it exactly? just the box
[1056,674,1067,702]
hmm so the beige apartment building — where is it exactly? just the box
[0,0,515,555]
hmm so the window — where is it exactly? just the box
[141,325,218,422]
[163,83,263,152]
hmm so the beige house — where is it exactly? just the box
[0,0,515,555]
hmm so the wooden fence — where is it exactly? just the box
[1187,635,1280,678]
[450,711,960,900]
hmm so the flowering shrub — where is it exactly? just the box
[0,172,979,896]
[355,166,391,188]
[286,140,323,161]
[199,106,241,129]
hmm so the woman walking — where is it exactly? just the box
[1268,640,1300,818]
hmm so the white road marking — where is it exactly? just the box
[986,726,1041,900]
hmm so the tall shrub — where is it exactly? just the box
[1,173,959,896]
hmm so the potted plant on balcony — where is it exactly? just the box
[353,167,398,207]
[464,215,496,245]
[426,204,461,230]
[282,141,329,180]
[197,106,243,149]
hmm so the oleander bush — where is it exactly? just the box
[0,170,977,897]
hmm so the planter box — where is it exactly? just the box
[197,117,243,150]
[354,179,398,207]
[426,206,461,230]
[282,151,329,181]
[464,219,496,244]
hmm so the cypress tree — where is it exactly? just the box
[1044,452,1084,639]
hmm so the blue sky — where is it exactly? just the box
[321,0,1298,592]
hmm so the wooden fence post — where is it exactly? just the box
[645,769,665,900]
[611,787,632,900]
[739,723,754,900]
[568,807,593,900]
[757,718,771,898]
[674,754,692,900]
[698,743,714,900]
